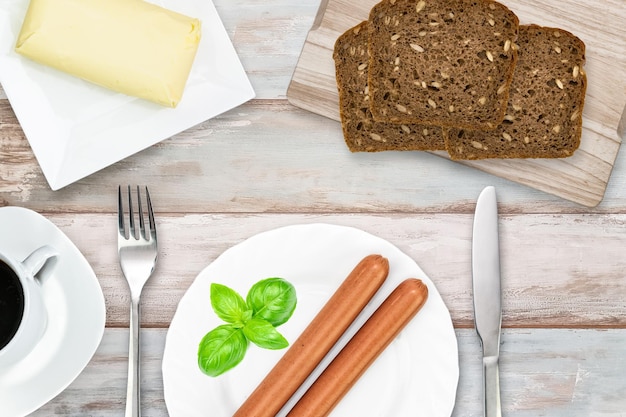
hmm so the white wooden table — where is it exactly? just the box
[1,0,625,415]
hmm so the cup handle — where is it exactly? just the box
[21,245,58,283]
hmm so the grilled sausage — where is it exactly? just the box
[287,278,429,417]
[233,254,390,417]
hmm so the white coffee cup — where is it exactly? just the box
[0,245,58,369]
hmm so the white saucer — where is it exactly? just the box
[163,223,459,417]
[0,206,106,417]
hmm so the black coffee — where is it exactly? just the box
[0,260,24,350]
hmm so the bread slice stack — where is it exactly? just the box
[333,0,587,160]
[333,21,445,152]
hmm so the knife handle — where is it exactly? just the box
[483,355,502,417]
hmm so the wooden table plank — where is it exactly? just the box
[1,0,624,415]
[212,0,320,100]
[27,328,626,416]
[2,100,626,213]
[38,212,626,328]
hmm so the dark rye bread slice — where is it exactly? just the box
[333,21,445,152]
[445,24,587,159]
[367,0,519,130]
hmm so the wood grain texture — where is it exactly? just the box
[287,0,626,207]
[26,328,626,416]
[41,212,626,329]
[211,0,321,100]
[3,100,626,213]
[1,0,625,415]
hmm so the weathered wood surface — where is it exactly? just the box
[3,100,626,213]
[40,212,626,329]
[1,0,626,415]
[27,328,626,417]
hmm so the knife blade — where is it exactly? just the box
[472,186,502,417]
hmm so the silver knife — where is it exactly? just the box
[472,186,502,417]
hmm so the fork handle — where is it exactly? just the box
[125,296,141,417]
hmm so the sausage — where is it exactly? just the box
[233,254,390,417]
[286,278,429,417]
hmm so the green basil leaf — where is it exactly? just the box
[197,324,248,377]
[210,283,250,324]
[246,277,297,326]
[243,317,289,350]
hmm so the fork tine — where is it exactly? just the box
[146,186,157,241]
[127,185,136,240]
[118,185,126,238]
[136,185,146,240]
[118,186,155,242]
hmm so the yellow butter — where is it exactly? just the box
[15,0,201,107]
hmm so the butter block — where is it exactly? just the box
[15,0,201,107]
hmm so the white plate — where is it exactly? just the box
[163,223,459,417]
[0,207,106,417]
[0,0,255,190]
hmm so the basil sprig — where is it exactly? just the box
[198,278,297,377]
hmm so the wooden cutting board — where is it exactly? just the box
[287,0,626,207]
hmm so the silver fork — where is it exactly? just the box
[117,186,158,417]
